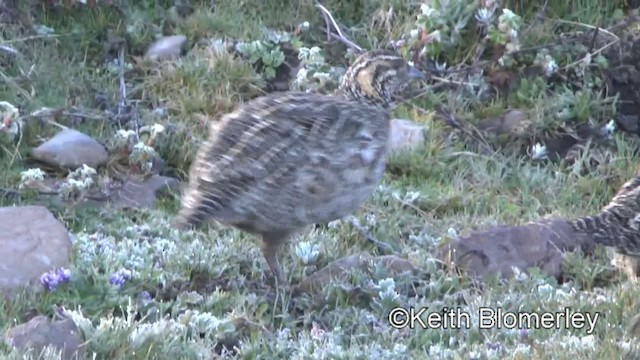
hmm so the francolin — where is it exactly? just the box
[172,50,424,286]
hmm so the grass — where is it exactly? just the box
[1,0,640,359]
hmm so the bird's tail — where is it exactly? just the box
[570,175,640,253]
[171,186,211,230]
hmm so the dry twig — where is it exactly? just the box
[346,215,394,254]
[315,3,363,52]
[116,45,140,137]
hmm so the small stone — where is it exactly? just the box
[145,35,187,61]
[5,315,84,360]
[0,206,72,299]
[477,109,531,137]
[110,175,180,209]
[31,128,108,170]
[388,119,426,152]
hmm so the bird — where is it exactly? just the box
[172,49,425,286]
[570,175,640,258]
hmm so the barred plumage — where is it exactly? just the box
[173,50,424,285]
[571,175,640,256]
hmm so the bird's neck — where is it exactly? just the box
[337,87,391,109]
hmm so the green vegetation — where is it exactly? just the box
[1,0,640,358]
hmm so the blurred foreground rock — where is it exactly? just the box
[435,218,598,282]
[0,206,72,298]
[5,315,84,360]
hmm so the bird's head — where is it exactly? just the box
[339,50,424,107]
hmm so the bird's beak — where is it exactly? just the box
[408,65,425,80]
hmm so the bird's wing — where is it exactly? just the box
[176,92,383,225]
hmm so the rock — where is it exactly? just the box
[0,206,72,298]
[109,175,180,209]
[616,114,639,134]
[5,315,84,359]
[477,109,531,138]
[31,129,108,170]
[296,253,415,296]
[436,218,598,282]
[145,35,187,61]
[388,119,426,152]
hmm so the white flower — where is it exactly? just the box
[475,8,494,25]
[151,123,165,136]
[180,310,232,335]
[74,164,97,180]
[0,101,21,138]
[294,241,321,265]
[62,308,94,337]
[132,142,158,156]
[312,72,332,82]
[429,30,442,43]
[435,61,447,72]
[402,190,421,203]
[327,220,342,228]
[292,71,309,90]
[129,319,187,349]
[603,119,616,136]
[298,47,310,60]
[420,4,436,17]
[446,227,458,238]
[537,283,554,300]
[560,335,595,351]
[309,46,322,58]
[498,8,521,31]
[0,101,19,120]
[542,55,558,76]
[512,266,528,281]
[116,129,136,139]
[513,343,531,355]
[299,21,310,31]
[531,143,548,160]
[21,168,46,182]
[500,9,517,22]
[409,28,420,39]
[376,278,399,302]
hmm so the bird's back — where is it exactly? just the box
[174,91,390,233]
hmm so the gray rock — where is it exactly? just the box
[31,128,108,170]
[388,119,426,153]
[0,206,72,298]
[436,218,598,282]
[5,315,84,359]
[110,175,180,209]
[145,35,187,61]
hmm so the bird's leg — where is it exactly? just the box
[260,231,291,288]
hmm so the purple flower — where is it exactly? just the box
[486,341,502,351]
[40,272,59,291]
[39,267,71,291]
[519,327,529,340]
[56,268,71,282]
[140,291,153,305]
[109,269,132,288]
